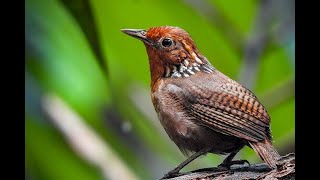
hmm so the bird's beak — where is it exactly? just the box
[121,29,155,46]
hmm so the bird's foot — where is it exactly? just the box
[218,159,250,170]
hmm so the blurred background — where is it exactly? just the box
[25,0,295,179]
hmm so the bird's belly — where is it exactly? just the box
[157,109,244,155]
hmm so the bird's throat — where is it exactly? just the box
[148,56,216,91]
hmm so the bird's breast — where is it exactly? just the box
[151,80,194,138]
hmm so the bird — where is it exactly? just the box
[121,26,281,179]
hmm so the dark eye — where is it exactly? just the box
[161,38,173,47]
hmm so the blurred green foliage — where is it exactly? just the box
[25,0,295,179]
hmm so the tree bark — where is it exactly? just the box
[163,153,295,180]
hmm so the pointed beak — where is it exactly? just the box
[121,29,154,46]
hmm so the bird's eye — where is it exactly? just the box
[161,38,173,47]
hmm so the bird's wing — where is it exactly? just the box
[168,82,271,142]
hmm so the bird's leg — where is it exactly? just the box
[218,151,250,170]
[161,148,210,179]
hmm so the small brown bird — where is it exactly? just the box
[121,26,281,178]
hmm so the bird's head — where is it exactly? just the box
[121,26,213,86]
[121,26,207,65]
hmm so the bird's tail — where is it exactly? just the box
[249,139,281,168]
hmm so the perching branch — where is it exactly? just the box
[163,153,295,180]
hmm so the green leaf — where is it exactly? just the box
[26,0,110,113]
